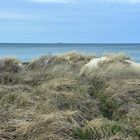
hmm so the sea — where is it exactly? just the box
[0,43,140,62]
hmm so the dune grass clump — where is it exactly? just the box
[33,76,101,119]
[0,72,22,85]
[14,111,82,140]
[0,57,21,72]
[85,76,119,120]
[0,92,34,111]
[57,51,94,63]
[0,52,140,140]
[81,53,140,78]
[73,118,126,139]
[0,58,22,85]
[103,53,130,62]
[27,52,93,70]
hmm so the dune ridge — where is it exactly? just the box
[0,52,140,140]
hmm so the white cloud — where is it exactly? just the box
[98,0,140,4]
[30,0,76,3]
[29,0,140,4]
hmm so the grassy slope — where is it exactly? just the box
[0,52,140,140]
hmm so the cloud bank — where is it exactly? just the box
[30,0,76,3]
[30,0,140,4]
[99,0,140,4]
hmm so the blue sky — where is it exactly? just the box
[0,0,140,43]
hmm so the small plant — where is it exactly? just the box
[73,119,124,140]
[99,97,119,119]
[73,127,92,139]
[103,122,123,135]
[87,76,108,97]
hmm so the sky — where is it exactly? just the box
[0,0,140,43]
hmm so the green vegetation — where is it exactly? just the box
[0,52,140,140]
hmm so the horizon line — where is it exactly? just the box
[0,43,140,44]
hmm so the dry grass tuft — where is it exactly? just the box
[0,57,21,72]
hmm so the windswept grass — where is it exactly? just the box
[81,53,140,78]
[0,57,21,72]
[0,52,140,140]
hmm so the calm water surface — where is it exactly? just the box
[0,43,140,62]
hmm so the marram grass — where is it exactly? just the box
[0,52,140,140]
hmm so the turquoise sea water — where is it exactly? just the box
[0,43,140,62]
